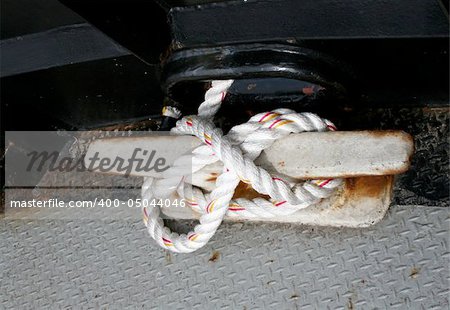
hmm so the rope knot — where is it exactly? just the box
[142,80,342,253]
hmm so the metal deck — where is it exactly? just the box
[1,205,448,309]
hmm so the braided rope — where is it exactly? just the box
[142,80,342,253]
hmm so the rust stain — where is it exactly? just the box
[94,134,194,144]
[294,168,409,180]
[422,106,450,114]
[410,266,420,279]
[206,172,218,183]
[366,130,415,161]
[357,129,401,138]
[364,131,414,173]
[323,130,413,149]
[234,176,393,203]
[274,130,414,179]
[208,251,220,263]
[332,175,393,210]
[345,176,392,199]
[95,119,157,131]
[347,297,354,310]
[232,182,270,200]
[302,85,326,96]
[372,130,413,147]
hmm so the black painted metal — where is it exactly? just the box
[1,0,85,39]
[60,0,171,64]
[1,0,447,204]
[170,0,449,47]
[1,56,163,130]
[162,43,353,112]
[0,24,130,78]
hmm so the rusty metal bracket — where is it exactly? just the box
[85,130,414,227]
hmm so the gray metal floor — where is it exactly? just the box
[1,205,449,309]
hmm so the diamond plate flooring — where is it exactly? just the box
[1,205,449,309]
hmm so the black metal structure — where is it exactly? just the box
[1,0,449,204]
[162,44,353,114]
[169,0,449,47]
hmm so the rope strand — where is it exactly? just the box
[142,80,342,253]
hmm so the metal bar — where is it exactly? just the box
[163,175,394,227]
[170,0,449,47]
[162,44,352,102]
[0,23,131,78]
[85,130,414,179]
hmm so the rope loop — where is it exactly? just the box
[142,80,342,253]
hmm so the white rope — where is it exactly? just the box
[142,80,342,253]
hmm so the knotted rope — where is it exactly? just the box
[142,80,342,253]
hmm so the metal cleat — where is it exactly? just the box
[86,130,414,227]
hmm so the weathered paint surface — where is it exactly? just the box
[83,130,413,227]
[257,130,414,179]
[163,176,394,228]
[86,130,414,180]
